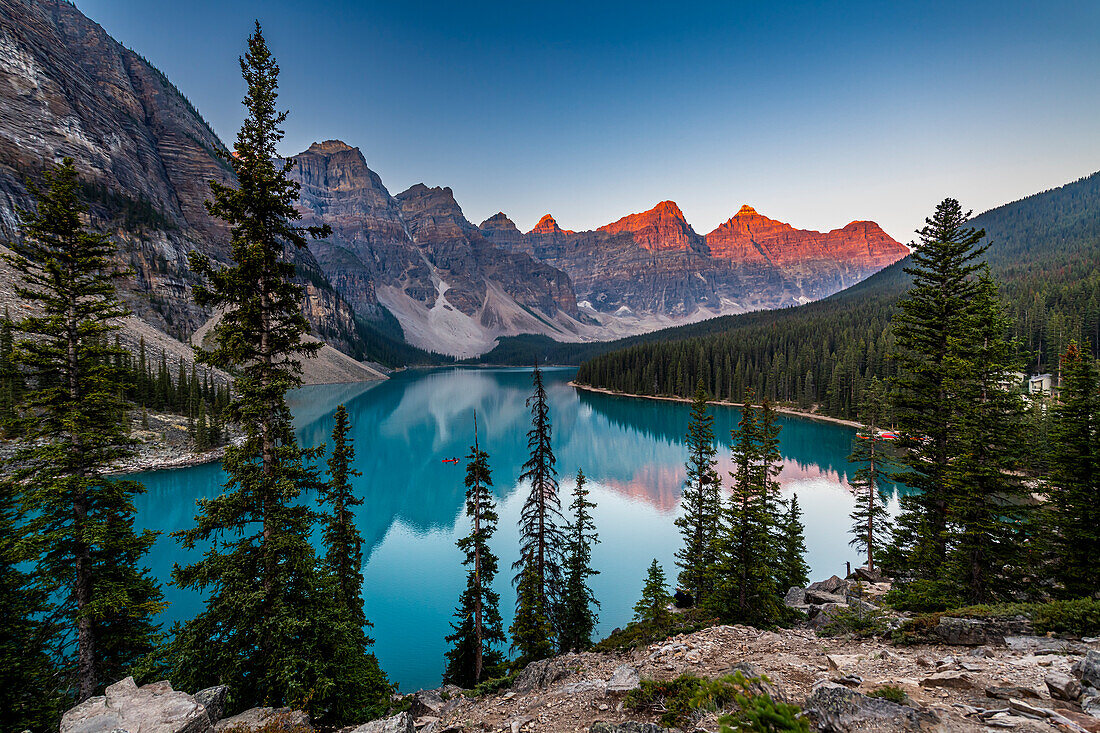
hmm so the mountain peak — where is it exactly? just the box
[480,212,520,233]
[531,214,567,234]
[598,200,700,251]
[736,204,759,217]
[306,139,357,155]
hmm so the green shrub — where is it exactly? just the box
[593,608,718,652]
[818,607,890,638]
[468,671,518,697]
[894,598,1100,644]
[626,672,808,730]
[867,685,909,705]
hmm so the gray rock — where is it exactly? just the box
[933,617,1002,646]
[851,566,886,584]
[804,681,938,732]
[808,575,849,594]
[805,589,848,605]
[511,657,571,692]
[1074,650,1100,689]
[589,724,677,733]
[408,689,445,718]
[1007,635,1086,655]
[606,664,641,693]
[347,712,414,733]
[1007,698,1052,720]
[62,678,212,733]
[783,587,807,607]
[986,686,1042,701]
[214,708,310,732]
[1046,671,1083,702]
[919,671,976,689]
[807,602,850,631]
[194,687,228,724]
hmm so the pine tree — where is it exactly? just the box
[316,404,390,722]
[0,477,64,729]
[167,24,359,721]
[675,380,721,604]
[776,494,809,593]
[512,362,564,655]
[444,413,505,687]
[510,557,555,667]
[888,198,989,587]
[0,308,21,437]
[848,378,892,571]
[4,158,164,701]
[321,405,365,625]
[1047,341,1100,598]
[943,271,1031,604]
[558,469,600,653]
[633,559,673,629]
[708,399,784,626]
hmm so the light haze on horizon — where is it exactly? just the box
[77,0,1100,242]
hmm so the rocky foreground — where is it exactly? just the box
[62,617,1100,733]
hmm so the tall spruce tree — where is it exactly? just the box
[558,469,600,653]
[4,158,163,701]
[776,493,809,593]
[510,557,555,667]
[0,476,64,729]
[512,363,564,655]
[444,413,505,687]
[708,399,784,626]
[888,198,988,589]
[1047,341,1100,598]
[0,309,21,437]
[848,378,892,571]
[943,271,1031,605]
[675,380,722,604]
[321,405,366,625]
[633,559,673,629]
[167,24,371,722]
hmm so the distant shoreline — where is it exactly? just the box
[569,381,865,429]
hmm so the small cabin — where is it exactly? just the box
[1028,373,1053,396]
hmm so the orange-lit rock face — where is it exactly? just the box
[705,205,909,269]
[597,200,703,252]
[530,214,573,235]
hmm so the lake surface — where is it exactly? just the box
[132,367,903,692]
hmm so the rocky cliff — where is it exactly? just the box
[289,142,588,357]
[480,202,908,320]
[0,0,367,357]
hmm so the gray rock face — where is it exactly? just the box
[61,677,212,733]
[808,575,849,595]
[807,602,850,631]
[933,616,1010,646]
[512,657,572,693]
[347,712,414,733]
[1046,671,1083,701]
[783,587,807,607]
[1074,650,1100,689]
[213,707,310,733]
[606,664,641,693]
[805,681,938,732]
[805,589,847,605]
[193,687,228,725]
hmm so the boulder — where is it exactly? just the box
[1074,651,1100,689]
[805,589,847,606]
[347,712,414,733]
[1007,698,1051,720]
[827,654,862,671]
[61,677,212,733]
[783,587,807,607]
[511,657,571,692]
[808,575,849,594]
[804,681,938,732]
[850,566,886,584]
[1084,694,1100,717]
[933,617,1002,646]
[590,724,676,733]
[408,689,445,718]
[1055,710,1100,733]
[986,685,1042,701]
[807,602,850,631]
[1047,671,1083,702]
[606,665,641,693]
[194,687,228,724]
[214,707,310,732]
[918,671,976,689]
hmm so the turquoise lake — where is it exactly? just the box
[132,367,903,692]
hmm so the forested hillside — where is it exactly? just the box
[573,170,1100,419]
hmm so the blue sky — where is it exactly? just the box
[77,0,1100,241]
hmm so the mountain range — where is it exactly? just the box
[0,0,908,362]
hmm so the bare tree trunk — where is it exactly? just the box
[69,290,95,700]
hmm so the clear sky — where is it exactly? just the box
[77,0,1100,242]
